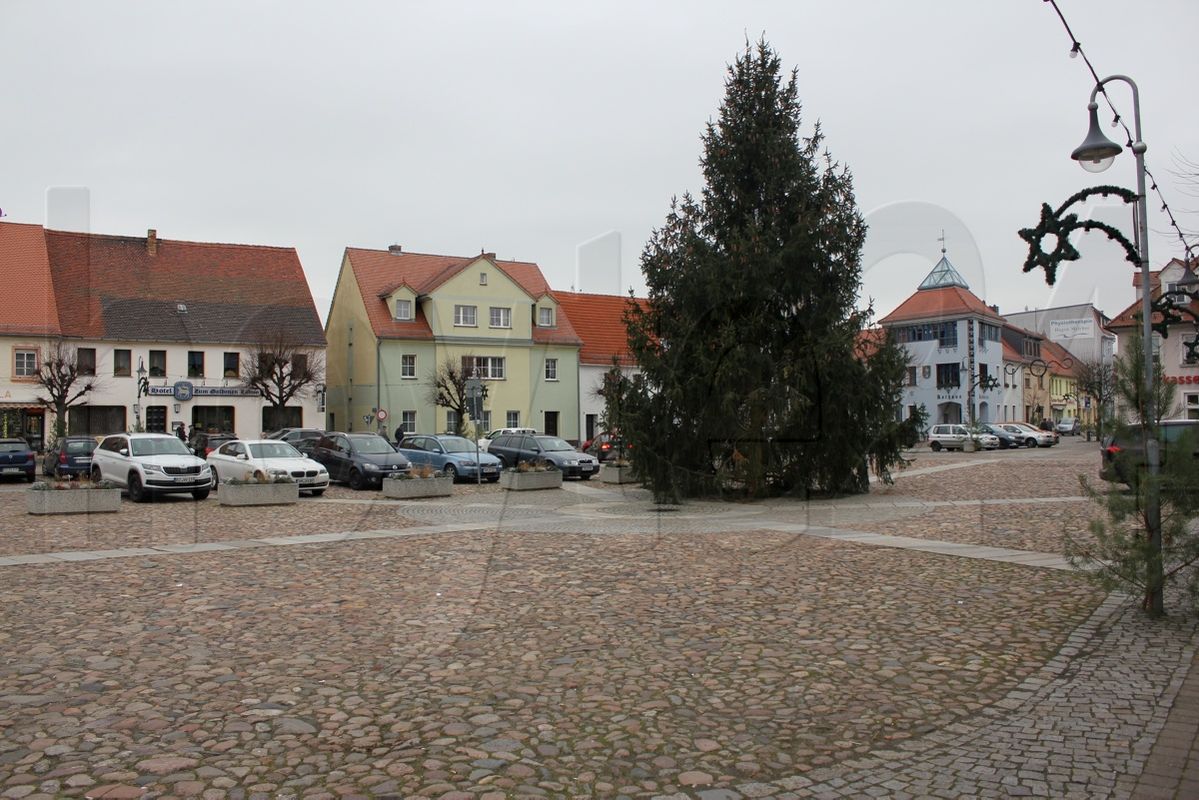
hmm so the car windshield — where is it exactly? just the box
[438,437,476,454]
[249,442,302,459]
[536,437,575,452]
[350,436,395,454]
[66,440,97,454]
[130,437,192,457]
[0,442,27,453]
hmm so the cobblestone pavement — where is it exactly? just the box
[0,437,1195,798]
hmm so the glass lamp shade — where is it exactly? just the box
[1071,102,1121,172]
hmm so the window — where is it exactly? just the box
[1187,394,1199,421]
[149,350,166,377]
[462,355,505,380]
[538,307,554,327]
[506,410,520,428]
[545,358,558,380]
[76,348,96,376]
[979,363,990,388]
[935,363,961,389]
[937,322,957,348]
[489,307,511,328]
[480,410,492,431]
[454,305,477,327]
[223,352,239,378]
[1023,339,1041,359]
[479,272,488,286]
[446,409,460,433]
[401,354,416,378]
[145,406,167,433]
[906,366,917,387]
[187,351,204,378]
[113,349,131,377]
[394,299,412,320]
[1038,375,1044,390]
[401,411,417,433]
[979,323,1001,343]
[1025,375,1031,389]
[291,353,309,380]
[14,349,38,378]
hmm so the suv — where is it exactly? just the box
[91,433,212,502]
[927,424,1000,452]
[487,433,599,478]
[309,432,412,490]
[1101,420,1199,485]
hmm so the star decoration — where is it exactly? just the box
[1019,203,1081,286]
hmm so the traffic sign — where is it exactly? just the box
[376,409,388,422]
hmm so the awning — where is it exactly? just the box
[0,403,43,412]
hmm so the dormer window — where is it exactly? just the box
[538,306,554,327]
[394,299,412,320]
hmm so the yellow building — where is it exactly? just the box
[324,246,582,440]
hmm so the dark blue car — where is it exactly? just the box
[41,435,99,478]
[0,438,36,482]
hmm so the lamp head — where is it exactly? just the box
[1072,101,1122,172]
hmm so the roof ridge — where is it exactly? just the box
[346,246,538,266]
[45,228,297,252]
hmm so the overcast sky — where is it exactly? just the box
[3,1,1196,325]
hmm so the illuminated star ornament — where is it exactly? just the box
[1018,185,1140,286]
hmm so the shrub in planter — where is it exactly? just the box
[27,479,121,515]
[218,473,299,507]
[600,459,638,485]
[499,460,563,491]
[382,464,453,499]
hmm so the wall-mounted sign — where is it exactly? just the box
[147,384,261,398]
[1049,319,1093,339]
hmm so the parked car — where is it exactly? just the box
[190,431,238,458]
[41,435,98,478]
[927,424,1000,452]
[582,431,633,463]
[206,439,330,496]
[266,427,325,444]
[309,432,411,489]
[0,438,36,482]
[1056,418,1081,436]
[292,435,323,457]
[1101,419,1199,485]
[478,427,537,451]
[398,434,503,482]
[486,433,599,478]
[1002,423,1057,448]
[91,432,211,501]
[980,424,1022,450]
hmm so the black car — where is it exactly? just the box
[487,433,599,479]
[1101,420,1199,485]
[981,424,1022,450]
[191,431,238,458]
[42,435,98,478]
[0,438,36,482]
[267,427,326,444]
[309,432,411,489]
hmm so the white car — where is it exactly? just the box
[476,427,538,452]
[91,432,212,502]
[1002,423,1057,448]
[206,439,330,496]
[927,424,1000,452]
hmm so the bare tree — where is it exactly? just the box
[1074,357,1118,439]
[35,340,100,441]
[241,333,326,433]
[427,359,470,435]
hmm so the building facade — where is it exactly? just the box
[1003,303,1115,365]
[0,222,326,448]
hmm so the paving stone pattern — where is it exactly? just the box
[0,438,1194,798]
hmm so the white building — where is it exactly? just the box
[879,253,1005,426]
[0,222,326,448]
[1003,302,1115,365]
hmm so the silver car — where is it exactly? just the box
[927,424,1000,452]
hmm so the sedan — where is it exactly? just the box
[1002,423,1057,448]
[1056,418,1081,436]
[981,424,1022,450]
[487,433,599,479]
[207,439,330,496]
[42,435,98,478]
[397,434,502,482]
[309,432,412,489]
[0,438,36,482]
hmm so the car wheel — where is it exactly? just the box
[930,441,942,452]
[210,467,219,492]
[443,464,458,481]
[1026,438,1037,448]
[348,469,365,491]
[91,466,103,483]
[309,489,325,497]
[192,489,210,500]
[127,473,147,503]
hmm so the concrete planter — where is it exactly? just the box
[962,439,977,453]
[218,481,299,507]
[382,475,453,499]
[499,470,562,491]
[600,464,637,484]
[27,487,121,515]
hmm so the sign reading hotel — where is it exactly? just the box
[1049,318,1093,340]
[146,382,261,398]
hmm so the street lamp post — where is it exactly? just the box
[134,357,148,431]
[1071,74,1162,615]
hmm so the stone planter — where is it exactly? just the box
[600,464,637,484]
[382,475,453,499]
[218,481,299,507]
[962,439,977,453]
[27,487,121,515]
[499,470,563,491]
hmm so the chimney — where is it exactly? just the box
[388,244,403,254]
[989,304,1000,313]
[482,251,496,261]
[147,229,157,256]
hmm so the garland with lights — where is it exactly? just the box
[1018,185,1139,286]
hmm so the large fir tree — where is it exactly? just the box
[622,39,916,501]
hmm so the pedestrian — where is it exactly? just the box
[176,423,187,442]
[395,428,406,448]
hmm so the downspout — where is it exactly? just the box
[376,335,382,433]
[347,323,353,431]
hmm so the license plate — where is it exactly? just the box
[483,466,497,473]
[2,467,21,474]
[175,475,196,482]
[580,464,594,472]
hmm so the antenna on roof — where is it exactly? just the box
[937,229,947,255]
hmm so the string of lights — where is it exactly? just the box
[1044,0,1196,263]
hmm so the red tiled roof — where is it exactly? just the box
[1040,339,1079,377]
[854,327,886,359]
[1107,267,1199,331]
[879,286,1004,325]
[554,292,647,366]
[0,222,61,336]
[1002,339,1023,362]
[346,248,581,345]
[42,229,324,345]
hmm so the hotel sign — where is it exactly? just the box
[146,383,261,398]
